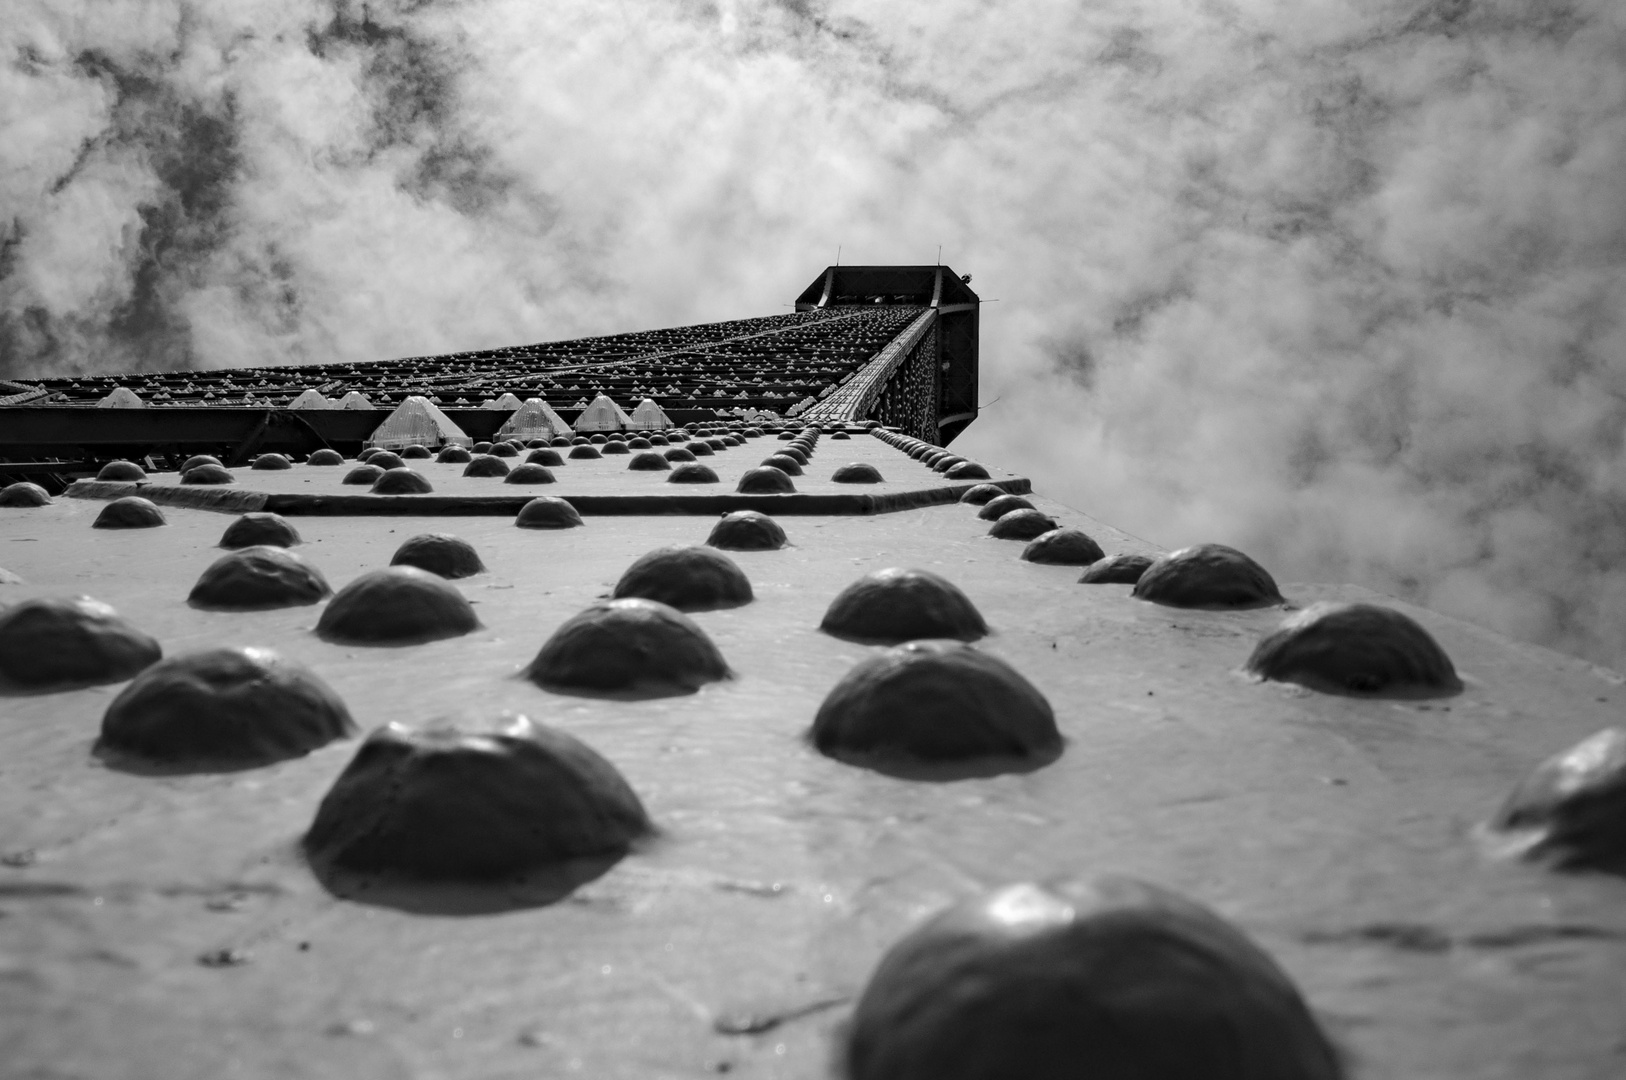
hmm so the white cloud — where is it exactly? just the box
[3,0,1625,665]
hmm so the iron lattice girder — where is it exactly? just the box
[799,309,937,424]
[8,307,916,416]
[0,265,979,463]
[794,265,980,445]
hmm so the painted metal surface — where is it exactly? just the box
[0,438,1623,1080]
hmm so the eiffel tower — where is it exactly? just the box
[0,265,978,485]
[0,263,1618,1079]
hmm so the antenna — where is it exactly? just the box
[836,245,841,267]
[937,244,942,266]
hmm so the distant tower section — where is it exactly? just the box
[794,266,980,444]
[0,264,981,484]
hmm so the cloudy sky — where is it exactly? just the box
[3,0,1625,667]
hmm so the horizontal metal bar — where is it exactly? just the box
[65,476,1033,517]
